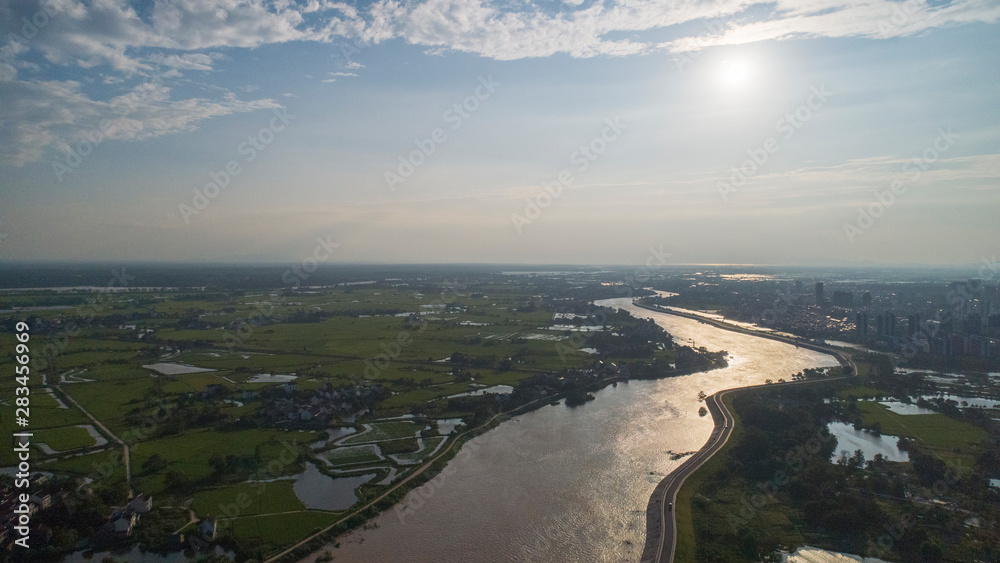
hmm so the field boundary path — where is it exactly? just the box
[54,385,133,495]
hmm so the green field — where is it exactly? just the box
[34,425,97,452]
[856,401,988,466]
[391,436,445,464]
[230,511,340,555]
[192,480,305,518]
[323,444,382,465]
[0,280,664,558]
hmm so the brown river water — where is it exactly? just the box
[306,298,839,562]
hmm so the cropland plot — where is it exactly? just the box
[176,351,330,372]
[149,298,234,315]
[23,389,88,429]
[391,437,446,464]
[131,428,318,482]
[323,444,382,466]
[61,378,158,434]
[155,328,231,346]
[380,387,465,409]
[37,336,148,355]
[341,421,419,444]
[56,350,144,369]
[40,448,128,481]
[230,512,339,555]
[143,362,216,375]
[192,480,305,518]
[34,425,100,453]
[60,364,149,382]
[160,373,234,394]
[474,370,534,387]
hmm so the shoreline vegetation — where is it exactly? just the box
[1,278,736,562]
[659,315,1000,561]
[631,300,858,563]
[280,319,730,562]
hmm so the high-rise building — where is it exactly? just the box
[877,311,895,339]
[862,292,872,308]
[856,312,869,340]
[908,314,921,336]
[815,282,825,306]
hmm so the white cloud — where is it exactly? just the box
[5,0,996,74]
[0,77,279,166]
[1,0,996,166]
[147,53,216,71]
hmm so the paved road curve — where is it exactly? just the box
[636,302,856,563]
[640,390,732,563]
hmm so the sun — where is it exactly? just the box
[718,59,752,88]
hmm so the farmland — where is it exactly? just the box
[0,266,692,560]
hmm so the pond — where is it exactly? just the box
[827,422,909,463]
[435,418,464,435]
[293,462,377,511]
[446,384,514,398]
[878,401,936,415]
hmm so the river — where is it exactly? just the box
[309,298,840,562]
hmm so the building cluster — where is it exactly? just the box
[264,382,385,423]
[168,518,217,551]
[848,281,1000,358]
[99,494,152,540]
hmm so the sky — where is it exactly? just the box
[0,0,998,267]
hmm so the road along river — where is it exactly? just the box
[309,298,839,562]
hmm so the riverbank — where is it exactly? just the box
[312,298,841,562]
[632,300,856,375]
[632,299,857,562]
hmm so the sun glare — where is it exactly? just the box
[718,59,752,88]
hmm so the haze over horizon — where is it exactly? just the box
[1,0,998,266]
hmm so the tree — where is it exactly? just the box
[142,453,168,474]
[164,470,189,492]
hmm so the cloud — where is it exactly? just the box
[343,0,1000,59]
[1,0,996,166]
[147,53,216,71]
[0,77,279,166]
[5,0,996,73]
